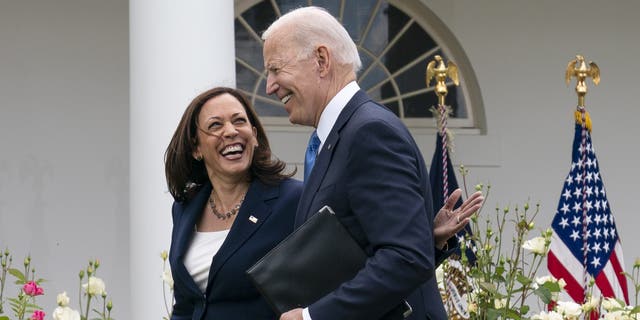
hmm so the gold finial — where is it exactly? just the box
[565,54,600,107]
[426,55,460,105]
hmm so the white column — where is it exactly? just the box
[129,1,235,319]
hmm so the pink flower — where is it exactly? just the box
[23,281,44,296]
[31,310,45,320]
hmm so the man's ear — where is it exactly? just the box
[316,46,330,77]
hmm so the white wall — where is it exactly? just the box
[0,0,130,317]
[1,1,639,318]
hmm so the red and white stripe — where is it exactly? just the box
[548,231,629,305]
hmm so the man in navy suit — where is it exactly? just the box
[262,6,448,320]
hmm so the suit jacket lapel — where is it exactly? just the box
[206,180,277,291]
[295,90,370,226]
[173,183,212,296]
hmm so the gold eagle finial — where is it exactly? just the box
[565,54,600,106]
[426,55,459,105]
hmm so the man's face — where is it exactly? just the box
[263,35,322,127]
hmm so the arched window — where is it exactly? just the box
[234,0,485,131]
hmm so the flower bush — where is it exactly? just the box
[0,249,114,320]
[438,167,640,319]
[161,250,174,320]
[0,251,46,320]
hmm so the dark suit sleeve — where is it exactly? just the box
[310,119,435,319]
[435,236,459,266]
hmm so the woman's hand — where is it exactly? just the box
[280,308,303,320]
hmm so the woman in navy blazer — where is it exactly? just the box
[165,87,302,320]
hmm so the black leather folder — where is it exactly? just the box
[246,205,367,315]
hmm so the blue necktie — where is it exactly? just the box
[304,130,321,181]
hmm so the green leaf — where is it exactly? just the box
[479,281,498,294]
[92,308,105,317]
[26,302,42,309]
[8,268,25,282]
[516,273,532,286]
[628,306,640,314]
[504,307,522,319]
[486,308,500,320]
[540,281,561,292]
[533,286,552,304]
[0,316,10,320]
[495,265,505,277]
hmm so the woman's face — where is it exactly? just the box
[193,93,258,181]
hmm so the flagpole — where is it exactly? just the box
[565,54,600,302]
[550,55,628,311]
[426,55,460,203]
[426,55,467,319]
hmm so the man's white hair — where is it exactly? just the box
[262,6,362,73]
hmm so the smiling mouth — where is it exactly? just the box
[221,144,244,157]
[281,94,292,104]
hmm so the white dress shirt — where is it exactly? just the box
[184,229,229,292]
[315,81,360,152]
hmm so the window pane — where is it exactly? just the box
[360,64,388,94]
[382,22,435,74]
[235,20,264,71]
[236,60,259,95]
[241,1,277,35]
[308,0,341,17]
[451,86,467,118]
[341,0,377,43]
[403,93,435,118]
[358,52,374,78]
[394,56,433,93]
[362,3,389,56]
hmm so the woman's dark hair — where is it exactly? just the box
[165,87,294,201]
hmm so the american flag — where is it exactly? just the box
[547,109,629,305]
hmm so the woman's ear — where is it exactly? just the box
[252,126,259,148]
[192,149,202,161]
[191,138,202,160]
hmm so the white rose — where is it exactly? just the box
[535,275,556,285]
[558,278,567,290]
[534,275,556,289]
[162,269,174,290]
[603,310,628,320]
[467,302,478,314]
[56,291,70,307]
[82,276,106,296]
[556,301,582,319]
[52,306,81,320]
[531,311,564,320]
[582,295,600,312]
[522,236,548,255]
[602,297,623,311]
